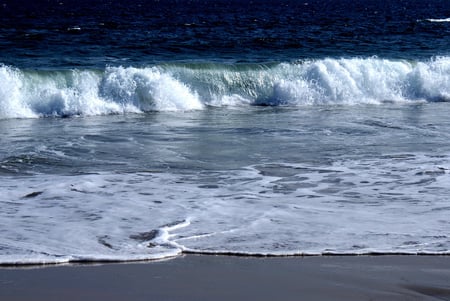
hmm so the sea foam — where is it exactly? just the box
[1,153,449,265]
[1,57,450,119]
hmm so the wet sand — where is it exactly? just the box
[1,255,449,301]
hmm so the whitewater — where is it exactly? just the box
[2,57,450,119]
[1,96,450,264]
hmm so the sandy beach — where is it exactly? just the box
[1,255,449,301]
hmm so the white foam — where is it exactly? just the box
[1,153,449,264]
[0,65,37,118]
[101,66,203,112]
[425,17,450,22]
[0,65,203,119]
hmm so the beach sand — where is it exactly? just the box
[1,255,449,301]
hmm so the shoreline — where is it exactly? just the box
[1,251,450,268]
[1,255,449,301]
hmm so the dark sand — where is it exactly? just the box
[1,255,449,301]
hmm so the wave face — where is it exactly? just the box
[1,57,450,118]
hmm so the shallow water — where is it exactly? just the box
[1,104,449,264]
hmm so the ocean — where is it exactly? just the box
[1,0,449,264]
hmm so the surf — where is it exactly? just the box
[1,56,450,119]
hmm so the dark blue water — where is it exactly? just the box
[1,0,450,69]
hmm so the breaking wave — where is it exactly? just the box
[1,56,450,119]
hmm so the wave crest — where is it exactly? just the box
[425,17,450,22]
[1,57,450,118]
